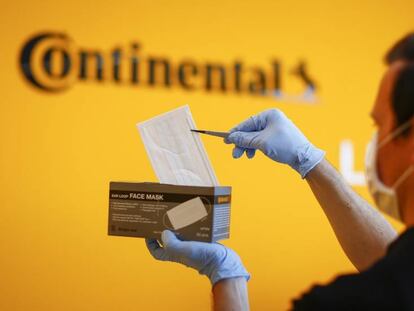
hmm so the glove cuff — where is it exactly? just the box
[209,265,250,286]
[296,143,325,178]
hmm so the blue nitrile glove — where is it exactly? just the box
[146,230,250,286]
[224,108,325,178]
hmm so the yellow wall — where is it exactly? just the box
[0,1,411,310]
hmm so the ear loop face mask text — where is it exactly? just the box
[365,121,414,221]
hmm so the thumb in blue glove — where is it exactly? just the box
[224,108,325,178]
[146,230,250,286]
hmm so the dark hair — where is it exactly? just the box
[392,64,414,134]
[385,33,414,64]
[384,33,414,134]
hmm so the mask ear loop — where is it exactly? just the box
[392,165,414,189]
[376,120,414,189]
[378,121,412,148]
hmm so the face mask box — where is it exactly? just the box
[108,182,232,242]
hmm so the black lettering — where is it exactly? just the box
[79,50,104,80]
[205,64,226,92]
[19,32,319,99]
[112,48,122,82]
[131,43,140,84]
[272,60,281,92]
[292,61,316,90]
[43,47,71,79]
[233,62,243,92]
[20,32,73,92]
[248,68,266,94]
[178,61,198,89]
[148,57,171,87]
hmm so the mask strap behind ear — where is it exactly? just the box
[393,165,414,189]
[378,121,412,148]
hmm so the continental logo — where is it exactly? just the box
[19,31,318,101]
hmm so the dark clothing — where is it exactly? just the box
[292,227,414,311]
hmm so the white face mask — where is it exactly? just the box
[365,122,414,221]
[136,105,219,187]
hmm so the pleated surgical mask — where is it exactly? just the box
[137,105,219,186]
[365,121,414,221]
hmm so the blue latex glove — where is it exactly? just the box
[224,108,325,178]
[146,230,250,286]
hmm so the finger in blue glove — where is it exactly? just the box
[146,230,250,286]
[224,109,325,178]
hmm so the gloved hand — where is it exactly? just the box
[146,230,250,286]
[224,108,325,178]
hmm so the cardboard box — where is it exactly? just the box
[108,182,231,242]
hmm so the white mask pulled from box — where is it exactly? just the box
[137,105,219,187]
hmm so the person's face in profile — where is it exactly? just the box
[371,61,414,222]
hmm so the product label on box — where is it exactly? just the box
[108,190,215,241]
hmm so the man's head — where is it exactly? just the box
[370,33,414,224]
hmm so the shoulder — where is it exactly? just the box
[387,226,414,257]
[291,271,397,310]
[291,228,414,311]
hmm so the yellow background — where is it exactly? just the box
[0,1,411,310]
